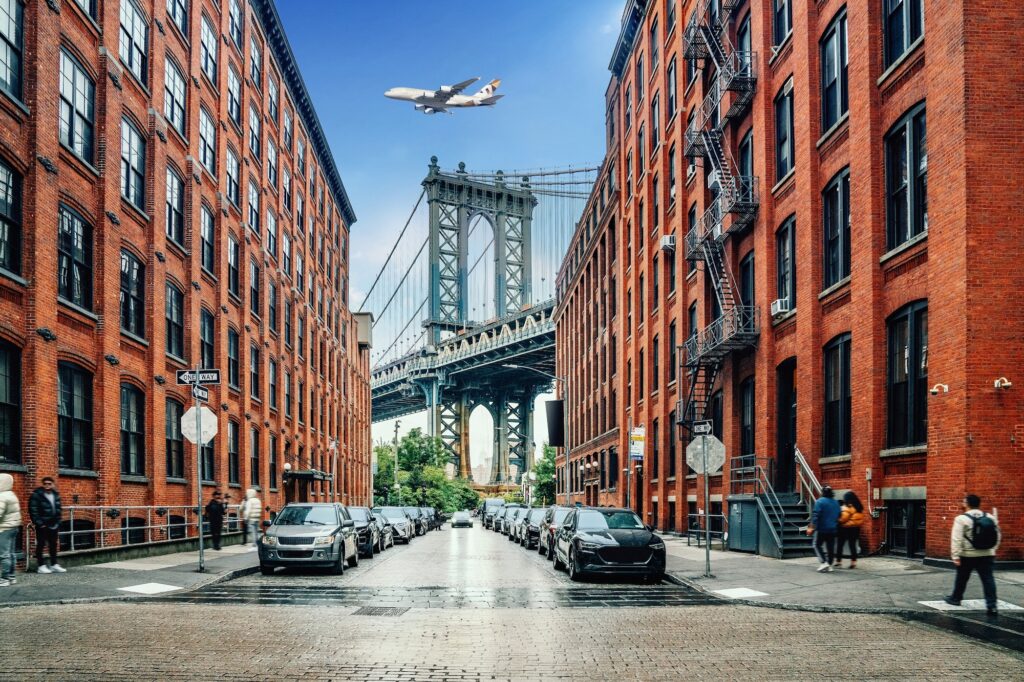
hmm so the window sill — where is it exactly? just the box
[768,32,794,67]
[880,231,928,265]
[121,330,149,347]
[228,292,242,306]
[202,480,217,487]
[59,142,100,178]
[816,113,850,149]
[229,482,242,488]
[0,86,29,117]
[0,462,27,472]
[771,308,797,327]
[166,477,188,485]
[771,169,796,196]
[165,238,190,260]
[877,36,925,87]
[120,197,151,224]
[879,445,927,459]
[819,454,852,465]
[58,298,98,322]
[0,267,27,288]
[119,62,152,98]
[818,276,850,301]
[121,475,150,484]
[59,468,98,478]
[166,353,189,367]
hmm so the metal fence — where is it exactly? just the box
[685,513,728,549]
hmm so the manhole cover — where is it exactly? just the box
[352,606,409,617]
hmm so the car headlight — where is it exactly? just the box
[649,542,666,550]
[579,541,602,551]
[313,534,336,546]
[261,535,277,546]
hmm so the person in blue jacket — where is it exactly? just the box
[806,486,841,572]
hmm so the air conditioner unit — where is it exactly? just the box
[711,223,723,241]
[770,298,791,317]
[707,170,722,189]
[660,235,676,252]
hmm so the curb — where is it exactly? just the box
[0,563,259,610]
[665,571,920,617]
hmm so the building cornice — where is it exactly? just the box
[251,0,357,227]
[608,0,649,78]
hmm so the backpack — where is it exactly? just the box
[965,513,999,550]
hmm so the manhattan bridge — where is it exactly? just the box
[361,157,596,484]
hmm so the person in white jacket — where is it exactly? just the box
[240,489,263,548]
[0,473,22,586]
[945,493,1001,616]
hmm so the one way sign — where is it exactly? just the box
[176,369,221,385]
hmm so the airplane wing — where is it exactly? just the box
[438,77,479,99]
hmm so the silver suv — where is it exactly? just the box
[258,503,359,575]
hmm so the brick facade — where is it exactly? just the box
[556,0,1022,562]
[0,0,372,533]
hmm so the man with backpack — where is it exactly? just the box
[945,494,1001,616]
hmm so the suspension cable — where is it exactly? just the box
[357,188,425,312]
[370,235,428,328]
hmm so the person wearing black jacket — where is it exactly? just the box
[28,477,65,573]
[205,491,227,550]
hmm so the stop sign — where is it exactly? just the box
[181,405,218,445]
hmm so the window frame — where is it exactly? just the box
[0,158,22,275]
[775,216,796,309]
[200,14,218,85]
[199,108,217,173]
[0,0,24,101]
[119,0,149,85]
[165,398,185,479]
[119,383,145,475]
[820,9,849,131]
[227,328,240,388]
[119,249,145,337]
[57,205,93,310]
[58,362,93,470]
[165,281,185,359]
[822,168,851,288]
[120,117,147,210]
[774,79,794,181]
[823,333,852,457]
[884,0,924,69]
[165,166,185,246]
[200,307,215,368]
[885,103,927,250]
[0,340,20,464]
[887,301,928,448]
[59,50,96,164]
[200,205,216,272]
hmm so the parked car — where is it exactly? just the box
[519,507,548,549]
[482,498,504,529]
[374,506,414,543]
[404,506,427,535]
[347,506,380,558]
[258,503,358,576]
[451,510,472,528]
[552,507,666,583]
[420,507,441,531]
[500,504,525,535]
[371,511,395,551]
[539,506,573,560]
[508,507,530,542]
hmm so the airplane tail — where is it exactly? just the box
[474,79,501,98]
[477,94,504,106]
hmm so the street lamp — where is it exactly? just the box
[502,363,570,505]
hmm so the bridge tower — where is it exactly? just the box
[417,157,540,484]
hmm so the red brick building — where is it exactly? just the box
[556,0,1022,563]
[0,0,371,547]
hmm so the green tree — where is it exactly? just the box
[372,429,481,512]
[532,444,557,506]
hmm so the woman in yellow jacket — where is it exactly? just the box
[835,491,865,568]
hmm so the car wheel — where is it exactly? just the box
[553,549,565,571]
[331,553,344,575]
[347,544,359,568]
[546,542,555,561]
[538,542,545,555]
[649,572,665,584]
[568,548,583,582]
[366,541,375,559]
[260,563,275,576]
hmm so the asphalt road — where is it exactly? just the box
[0,522,1021,680]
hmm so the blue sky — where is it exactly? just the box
[275,0,623,463]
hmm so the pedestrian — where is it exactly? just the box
[945,493,1001,617]
[806,485,840,573]
[835,491,865,569]
[28,477,65,573]
[0,473,22,586]
[240,488,263,548]
[205,491,227,551]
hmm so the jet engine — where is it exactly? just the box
[414,104,426,111]
[423,108,438,115]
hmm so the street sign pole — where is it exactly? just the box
[702,433,711,578]
[194,361,205,573]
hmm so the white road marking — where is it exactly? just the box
[713,587,769,599]
[117,583,183,595]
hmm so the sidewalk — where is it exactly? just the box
[663,537,1024,614]
[0,544,259,607]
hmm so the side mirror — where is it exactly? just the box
[645,524,654,532]
[342,519,355,528]
[262,520,272,529]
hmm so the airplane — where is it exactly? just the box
[384,77,503,115]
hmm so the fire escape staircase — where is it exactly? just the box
[678,0,760,429]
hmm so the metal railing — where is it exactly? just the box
[683,305,759,363]
[794,447,823,513]
[21,504,243,562]
[728,455,787,550]
[685,513,728,549]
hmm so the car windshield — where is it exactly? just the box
[379,507,407,521]
[274,506,338,527]
[348,508,371,522]
[576,510,645,530]
[529,510,547,522]
[372,513,386,524]
[453,512,469,520]
[404,507,420,518]
[553,509,571,524]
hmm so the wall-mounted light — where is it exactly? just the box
[36,328,57,342]
[929,383,949,396]
[155,376,166,385]
[104,354,119,366]
[994,377,1013,390]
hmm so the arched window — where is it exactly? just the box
[120,383,145,475]
[58,362,93,470]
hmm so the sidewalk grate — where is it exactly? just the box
[352,606,409,617]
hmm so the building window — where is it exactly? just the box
[668,321,677,383]
[666,57,677,120]
[650,95,660,154]
[200,14,218,84]
[740,250,754,308]
[266,210,277,256]
[57,206,93,310]
[58,362,93,470]
[164,167,186,246]
[667,410,677,478]
[227,66,242,125]
[249,345,260,400]
[820,10,848,130]
[886,104,927,250]
[687,204,697,274]
[887,301,927,448]
[119,250,145,337]
[284,298,293,346]
[739,377,755,461]
[774,80,794,180]
[0,341,19,463]
[0,158,20,274]
[773,0,792,46]
[268,77,279,121]
[201,205,215,272]
[268,281,278,332]
[248,104,261,158]
[282,232,292,275]
[166,0,187,34]
[228,235,240,296]
[296,253,304,291]
[296,137,307,176]
[638,350,644,396]
[226,150,240,205]
[120,118,146,210]
[227,328,240,388]
[165,282,185,359]
[229,0,242,48]
[269,434,278,489]
[269,358,278,409]
[824,333,852,457]
[117,384,144,475]
[776,217,796,310]
[284,370,292,417]
[823,169,850,288]
[249,258,260,312]
[249,37,262,88]
[297,380,305,423]
[884,0,924,68]
[297,315,305,357]
[228,421,239,484]
[119,0,148,84]
[652,336,659,392]
[59,51,96,163]
[267,140,278,186]
[688,302,697,340]
[200,308,215,368]
[198,109,217,173]
[650,419,659,479]
[635,56,644,101]
[164,398,185,478]
[246,181,260,235]
[0,0,24,100]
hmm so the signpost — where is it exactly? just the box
[178,368,220,572]
[626,425,645,510]
[686,422,725,578]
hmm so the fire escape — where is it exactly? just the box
[679,0,760,428]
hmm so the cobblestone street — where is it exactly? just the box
[2,526,1022,680]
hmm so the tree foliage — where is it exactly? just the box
[532,444,557,506]
[372,428,481,513]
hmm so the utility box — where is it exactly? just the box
[353,312,374,349]
[727,496,759,552]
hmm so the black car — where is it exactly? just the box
[539,506,573,560]
[347,506,380,558]
[552,507,666,583]
[481,499,504,529]
[500,504,525,534]
[403,506,427,536]
[519,507,548,549]
[507,507,529,542]
[371,511,395,551]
